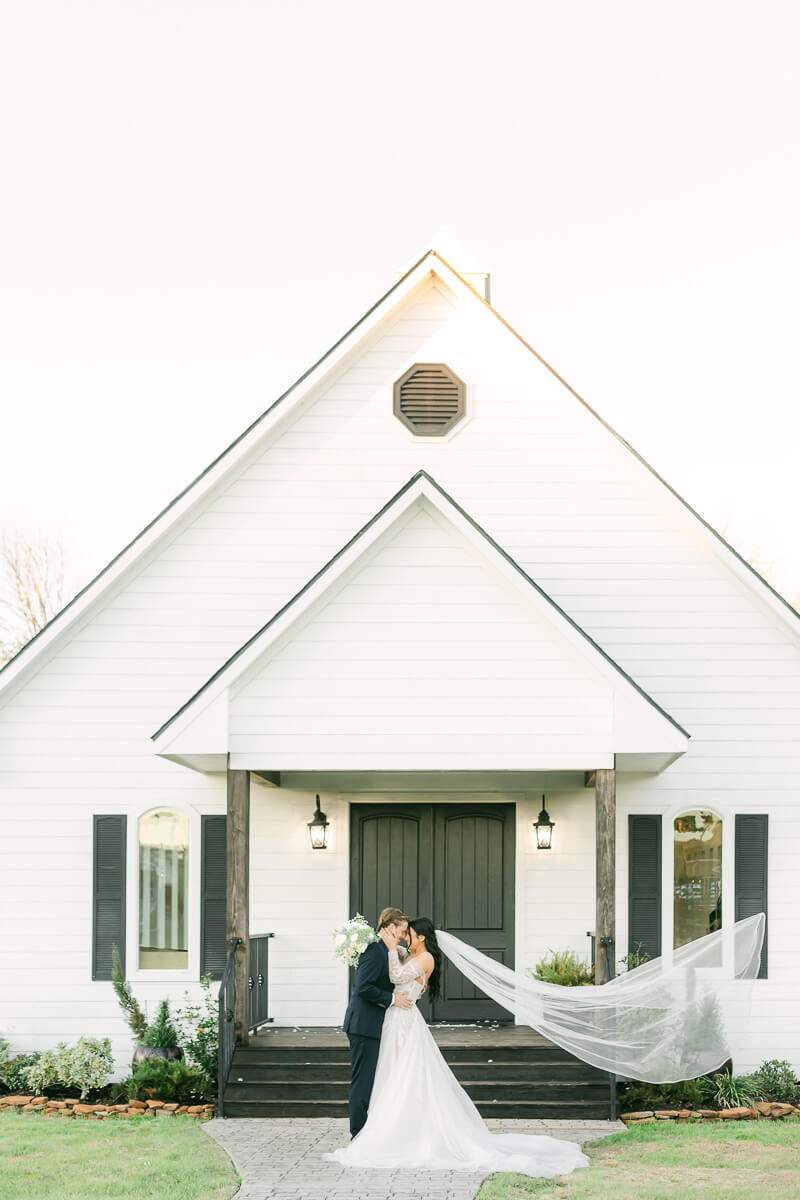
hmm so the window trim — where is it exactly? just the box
[671,806,724,952]
[136,806,191,973]
[663,803,733,960]
[622,800,768,977]
[126,801,202,983]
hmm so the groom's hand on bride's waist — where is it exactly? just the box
[392,994,414,1009]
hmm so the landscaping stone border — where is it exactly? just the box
[0,1094,215,1120]
[621,1102,800,1124]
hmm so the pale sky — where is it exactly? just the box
[2,1,799,607]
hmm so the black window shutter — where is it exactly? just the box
[628,814,661,960]
[92,814,126,980]
[735,814,768,979]
[201,815,227,979]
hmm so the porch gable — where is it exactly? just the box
[152,472,688,773]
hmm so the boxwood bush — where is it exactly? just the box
[121,1057,215,1104]
[0,1052,41,1094]
[750,1059,799,1103]
[23,1037,115,1100]
[619,1057,800,1111]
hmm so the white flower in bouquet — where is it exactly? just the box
[332,913,377,967]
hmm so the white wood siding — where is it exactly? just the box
[228,504,617,769]
[250,781,349,1026]
[1,272,798,1074]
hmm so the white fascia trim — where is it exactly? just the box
[153,472,688,759]
[0,254,456,702]
[157,690,230,759]
[152,478,432,755]
[432,258,800,647]
[5,243,800,710]
[419,492,688,754]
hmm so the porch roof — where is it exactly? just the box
[151,471,689,774]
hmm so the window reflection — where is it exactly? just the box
[674,811,722,950]
[139,809,189,969]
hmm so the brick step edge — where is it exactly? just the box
[234,1049,577,1064]
[232,1060,605,1080]
[223,1087,610,1103]
[221,1101,611,1119]
[233,1078,607,1089]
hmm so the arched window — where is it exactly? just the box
[673,810,722,949]
[138,808,189,969]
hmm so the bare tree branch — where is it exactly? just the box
[0,528,68,665]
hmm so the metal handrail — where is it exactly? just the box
[248,932,275,1034]
[587,928,617,1119]
[217,932,275,1117]
[586,930,615,981]
[217,936,241,1120]
[599,936,615,982]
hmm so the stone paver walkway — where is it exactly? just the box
[203,1117,625,1200]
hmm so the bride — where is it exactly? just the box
[324,917,590,1179]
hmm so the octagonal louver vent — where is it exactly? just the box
[393,363,466,436]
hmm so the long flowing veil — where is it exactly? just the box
[436,913,765,1082]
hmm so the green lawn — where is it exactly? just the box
[6,1109,800,1200]
[477,1121,800,1200]
[0,1111,239,1200]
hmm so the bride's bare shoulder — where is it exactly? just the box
[419,949,435,972]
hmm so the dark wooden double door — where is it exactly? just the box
[350,804,515,1022]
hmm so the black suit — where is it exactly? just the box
[342,939,393,1136]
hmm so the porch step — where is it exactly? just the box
[223,1032,612,1120]
[229,1059,601,1083]
[231,1043,580,1066]
[221,1098,610,1119]
[224,1080,608,1103]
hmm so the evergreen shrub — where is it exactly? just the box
[123,1056,215,1103]
[529,948,594,986]
[172,974,219,1079]
[139,999,180,1048]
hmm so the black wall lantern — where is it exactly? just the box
[308,794,330,850]
[534,795,555,850]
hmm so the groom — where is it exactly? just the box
[342,906,413,1137]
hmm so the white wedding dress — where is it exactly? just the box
[324,949,590,1179]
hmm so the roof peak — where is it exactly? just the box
[396,227,491,300]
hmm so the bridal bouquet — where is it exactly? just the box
[333,914,377,967]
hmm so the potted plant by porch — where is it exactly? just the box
[110,943,185,1067]
[132,999,183,1066]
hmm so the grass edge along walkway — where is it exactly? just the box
[0,1109,240,1200]
[476,1119,800,1200]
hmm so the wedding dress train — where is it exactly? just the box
[324,949,590,1179]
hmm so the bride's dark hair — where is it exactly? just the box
[409,917,442,1001]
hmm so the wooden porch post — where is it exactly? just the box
[594,767,616,985]
[226,761,250,1045]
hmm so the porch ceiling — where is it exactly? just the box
[151,472,689,775]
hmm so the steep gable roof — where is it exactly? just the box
[151,470,689,773]
[1,243,798,705]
